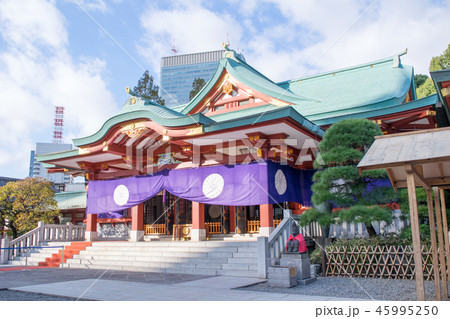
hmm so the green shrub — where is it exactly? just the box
[310,248,322,264]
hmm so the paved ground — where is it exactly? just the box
[0,267,361,301]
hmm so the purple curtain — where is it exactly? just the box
[86,161,314,215]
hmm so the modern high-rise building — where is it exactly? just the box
[160,49,245,107]
[29,142,73,190]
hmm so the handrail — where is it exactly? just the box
[1,221,86,263]
[268,217,292,260]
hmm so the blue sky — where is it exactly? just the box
[1,0,450,178]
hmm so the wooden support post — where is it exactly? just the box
[229,206,236,233]
[439,188,450,295]
[259,204,274,237]
[85,214,98,241]
[406,171,426,301]
[434,187,449,299]
[191,202,205,241]
[426,189,442,300]
[130,203,144,242]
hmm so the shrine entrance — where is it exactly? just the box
[234,205,283,234]
[143,191,192,236]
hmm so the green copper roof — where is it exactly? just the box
[55,191,86,210]
[36,149,79,162]
[431,69,450,125]
[181,51,317,115]
[72,96,215,147]
[205,105,324,136]
[311,94,438,126]
[277,54,414,125]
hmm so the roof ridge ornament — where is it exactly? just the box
[222,42,239,61]
[124,86,146,106]
[393,48,407,68]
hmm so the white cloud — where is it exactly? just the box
[137,1,243,75]
[0,0,117,178]
[0,0,68,55]
[137,0,450,85]
[249,0,450,78]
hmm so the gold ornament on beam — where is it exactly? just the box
[121,122,146,138]
[223,81,233,95]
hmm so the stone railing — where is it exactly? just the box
[258,210,294,278]
[1,221,86,262]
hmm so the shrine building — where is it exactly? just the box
[37,46,446,241]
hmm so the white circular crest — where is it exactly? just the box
[274,169,287,195]
[202,173,225,199]
[113,184,129,206]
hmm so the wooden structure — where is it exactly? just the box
[326,245,435,280]
[358,127,450,301]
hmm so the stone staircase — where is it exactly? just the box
[7,242,73,266]
[7,242,92,267]
[65,241,259,277]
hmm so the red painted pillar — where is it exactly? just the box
[191,201,205,241]
[85,214,98,241]
[130,203,144,241]
[229,206,236,233]
[260,204,274,236]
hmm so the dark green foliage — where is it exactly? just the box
[397,188,428,221]
[133,70,165,105]
[414,74,428,89]
[326,233,428,249]
[301,119,396,235]
[317,119,382,156]
[338,205,392,236]
[189,78,206,100]
[298,208,334,227]
[399,225,431,244]
[310,248,322,264]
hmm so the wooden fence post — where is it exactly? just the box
[406,170,425,301]
[434,187,448,299]
[426,189,441,300]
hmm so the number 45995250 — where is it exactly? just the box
[375,305,438,316]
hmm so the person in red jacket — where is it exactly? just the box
[286,222,307,253]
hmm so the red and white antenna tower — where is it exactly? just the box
[53,106,64,144]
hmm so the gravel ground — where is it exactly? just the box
[238,276,437,301]
[0,289,89,301]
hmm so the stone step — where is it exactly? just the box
[65,263,220,276]
[70,258,227,270]
[232,252,258,258]
[89,241,256,247]
[216,269,258,277]
[236,247,258,253]
[227,257,257,264]
[15,240,260,278]
[222,263,258,271]
[7,260,41,266]
[71,254,231,264]
[10,256,53,262]
[86,246,243,253]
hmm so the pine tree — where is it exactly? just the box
[133,71,165,105]
[189,78,206,101]
[299,119,395,236]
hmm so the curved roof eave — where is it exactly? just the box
[204,105,324,137]
[309,94,438,126]
[72,109,215,147]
